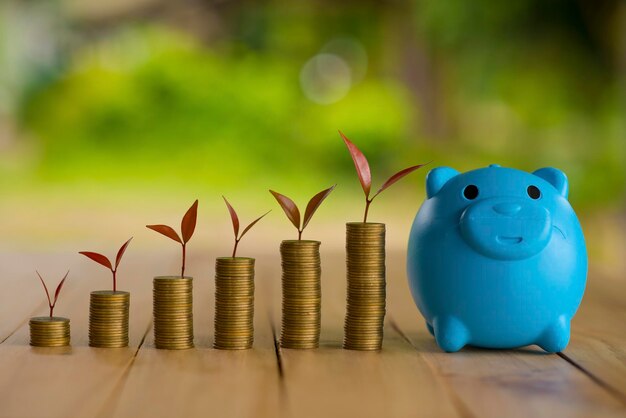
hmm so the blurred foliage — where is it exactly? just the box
[17,26,411,193]
[414,0,625,205]
[1,0,624,211]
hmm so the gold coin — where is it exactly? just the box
[343,223,387,350]
[279,240,322,349]
[213,258,256,350]
[89,291,130,347]
[152,277,194,350]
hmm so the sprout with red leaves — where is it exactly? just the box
[339,131,430,223]
[146,200,198,277]
[36,270,69,318]
[223,197,270,258]
[80,238,133,292]
[270,185,336,240]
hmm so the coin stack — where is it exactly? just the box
[214,258,255,350]
[30,317,70,347]
[280,240,321,349]
[153,276,194,350]
[344,222,386,351]
[89,290,130,348]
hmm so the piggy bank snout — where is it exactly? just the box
[460,197,552,260]
[493,202,522,216]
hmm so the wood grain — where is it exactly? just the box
[387,252,626,418]
[0,252,55,341]
[0,253,153,418]
[0,250,624,418]
[274,253,460,418]
[104,255,281,418]
[560,272,626,404]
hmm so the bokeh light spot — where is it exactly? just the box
[299,53,352,105]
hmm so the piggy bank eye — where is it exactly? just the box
[463,185,479,200]
[527,185,541,199]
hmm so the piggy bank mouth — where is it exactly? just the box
[459,198,553,260]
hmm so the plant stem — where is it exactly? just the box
[232,239,240,258]
[112,269,117,292]
[181,243,186,278]
[298,229,302,240]
[363,199,372,223]
[49,305,53,318]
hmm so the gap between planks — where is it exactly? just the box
[270,311,285,379]
[0,301,46,345]
[95,320,153,418]
[557,352,626,407]
[388,318,476,418]
[388,316,626,418]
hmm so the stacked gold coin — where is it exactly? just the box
[214,258,255,350]
[30,317,70,347]
[280,240,321,349]
[89,291,130,348]
[153,276,194,350]
[344,222,386,351]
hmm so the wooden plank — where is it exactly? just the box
[103,252,281,418]
[1,248,625,418]
[275,251,461,418]
[561,272,626,403]
[387,251,626,418]
[0,253,154,418]
[0,252,56,341]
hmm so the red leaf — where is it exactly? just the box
[115,237,133,269]
[303,185,336,230]
[53,270,69,306]
[181,199,199,243]
[270,190,301,230]
[146,224,182,244]
[36,271,52,308]
[371,162,431,200]
[239,210,271,240]
[79,251,113,271]
[223,196,240,238]
[340,131,371,198]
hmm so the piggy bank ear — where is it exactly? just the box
[426,167,459,198]
[533,167,568,199]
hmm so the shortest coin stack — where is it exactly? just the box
[280,240,322,349]
[30,317,70,347]
[344,222,386,351]
[153,276,194,350]
[214,258,255,350]
[89,290,130,348]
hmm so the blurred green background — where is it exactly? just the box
[0,0,624,270]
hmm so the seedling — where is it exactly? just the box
[270,185,335,240]
[223,197,270,258]
[340,131,429,223]
[36,270,69,318]
[80,238,133,292]
[147,200,198,277]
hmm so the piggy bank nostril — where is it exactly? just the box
[493,203,522,215]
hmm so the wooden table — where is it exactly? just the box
[0,249,625,418]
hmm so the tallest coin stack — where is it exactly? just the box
[343,222,386,350]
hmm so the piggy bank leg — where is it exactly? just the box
[432,316,469,353]
[426,322,434,336]
[537,315,570,353]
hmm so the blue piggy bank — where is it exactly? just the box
[407,165,587,353]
